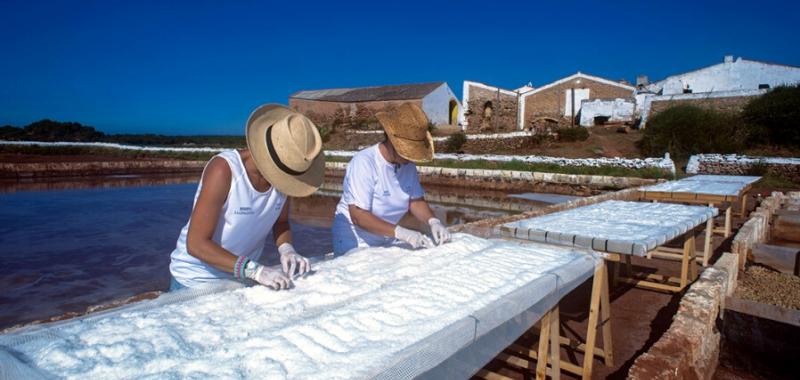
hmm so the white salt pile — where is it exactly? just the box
[1,234,595,379]
[502,200,718,256]
[640,179,747,196]
[683,174,761,185]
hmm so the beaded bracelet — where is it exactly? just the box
[233,256,250,280]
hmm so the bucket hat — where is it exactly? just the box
[245,104,325,197]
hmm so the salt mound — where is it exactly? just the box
[504,200,718,256]
[3,234,592,379]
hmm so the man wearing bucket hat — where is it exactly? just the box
[331,103,451,255]
[169,104,325,290]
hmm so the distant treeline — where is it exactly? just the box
[0,119,245,148]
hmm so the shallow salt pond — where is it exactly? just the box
[0,177,551,329]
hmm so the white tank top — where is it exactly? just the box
[169,150,287,288]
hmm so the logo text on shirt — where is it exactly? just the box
[234,206,255,215]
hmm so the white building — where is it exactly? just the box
[652,55,800,95]
[636,56,800,128]
[579,98,636,127]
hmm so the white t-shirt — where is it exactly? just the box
[170,150,287,288]
[332,143,425,254]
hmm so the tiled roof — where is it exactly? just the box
[290,82,444,102]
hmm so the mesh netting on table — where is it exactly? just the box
[1,233,599,380]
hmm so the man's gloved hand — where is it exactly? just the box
[394,225,435,249]
[245,261,292,290]
[427,218,451,245]
[278,243,310,278]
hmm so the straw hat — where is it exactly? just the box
[245,104,325,197]
[375,103,434,163]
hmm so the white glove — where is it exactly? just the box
[394,225,435,249]
[278,243,310,278]
[245,262,292,290]
[427,218,451,245]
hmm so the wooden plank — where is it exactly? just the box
[549,306,561,380]
[653,246,684,254]
[508,346,585,376]
[774,215,800,243]
[624,255,632,276]
[725,296,800,327]
[496,353,534,371]
[581,266,603,380]
[703,216,713,267]
[476,369,515,380]
[618,277,683,293]
[724,207,732,238]
[751,243,800,275]
[738,193,748,218]
[599,263,614,367]
[536,310,551,380]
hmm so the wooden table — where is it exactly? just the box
[639,175,760,249]
[499,200,718,292]
[680,175,760,218]
[474,248,612,380]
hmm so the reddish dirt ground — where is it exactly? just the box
[516,126,644,159]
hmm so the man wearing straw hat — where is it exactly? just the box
[332,103,451,255]
[169,104,324,290]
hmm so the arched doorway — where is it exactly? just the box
[448,99,458,126]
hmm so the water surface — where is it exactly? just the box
[0,176,549,329]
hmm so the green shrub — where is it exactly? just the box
[746,159,770,176]
[557,127,589,142]
[742,85,800,149]
[443,132,467,153]
[318,126,332,143]
[638,105,748,160]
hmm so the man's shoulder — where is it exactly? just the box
[349,145,378,168]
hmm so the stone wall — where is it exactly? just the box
[730,192,785,269]
[628,252,740,380]
[522,77,633,129]
[463,83,518,133]
[433,135,540,154]
[687,154,800,183]
[648,95,757,118]
[0,160,206,178]
[325,162,659,197]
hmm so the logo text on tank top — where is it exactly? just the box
[234,206,255,215]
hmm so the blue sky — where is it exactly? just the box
[1,0,798,135]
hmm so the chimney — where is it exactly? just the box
[636,75,649,87]
[724,55,734,63]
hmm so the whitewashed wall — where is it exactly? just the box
[656,58,800,95]
[579,98,635,126]
[422,83,459,125]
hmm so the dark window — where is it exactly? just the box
[683,88,693,94]
[758,84,770,89]
[483,101,493,118]
[594,116,610,125]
